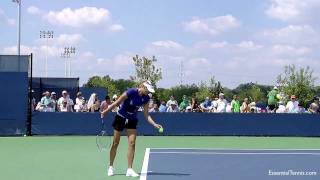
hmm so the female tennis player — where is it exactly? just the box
[100,81,162,177]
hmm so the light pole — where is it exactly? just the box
[12,0,21,56]
[61,47,76,78]
[40,30,54,77]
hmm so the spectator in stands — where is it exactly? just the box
[276,101,286,113]
[200,97,212,112]
[231,95,240,113]
[185,106,192,112]
[57,90,74,112]
[191,96,200,112]
[166,95,178,107]
[216,93,227,113]
[179,95,190,112]
[297,102,307,113]
[211,96,219,112]
[74,92,85,112]
[88,93,100,112]
[50,92,57,112]
[240,97,250,113]
[159,100,167,112]
[111,94,120,112]
[267,86,278,113]
[60,99,72,112]
[167,101,179,112]
[40,91,52,112]
[308,97,319,114]
[31,89,36,112]
[100,95,111,112]
[249,102,257,113]
[149,104,159,112]
[286,95,299,113]
[226,103,232,113]
[148,99,155,112]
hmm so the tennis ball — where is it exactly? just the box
[23,134,27,137]
[158,127,164,133]
[276,94,281,100]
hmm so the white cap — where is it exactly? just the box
[273,86,278,90]
[51,92,56,95]
[143,81,155,93]
[219,93,224,96]
[62,90,67,94]
[112,94,118,99]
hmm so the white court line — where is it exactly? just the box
[150,152,320,155]
[151,148,320,151]
[140,148,150,180]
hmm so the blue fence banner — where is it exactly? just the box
[32,112,320,136]
[0,72,28,135]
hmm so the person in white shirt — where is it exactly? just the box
[226,103,232,113]
[166,95,178,107]
[166,102,180,112]
[74,92,85,112]
[276,101,286,113]
[286,95,299,113]
[50,92,57,112]
[216,93,227,112]
[57,90,74,112]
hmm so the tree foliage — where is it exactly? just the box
[83,75,136,96]
[195,77,224,101]
[131,55,162,87]
[233,83,269,102]
[277,64,317,105]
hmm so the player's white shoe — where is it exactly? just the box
[108,166,114,176]
[126,168,139,177]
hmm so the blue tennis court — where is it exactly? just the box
[140,148,320,180]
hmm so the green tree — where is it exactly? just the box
[131,55,162,86]
[277,64,317,106]
[195,77,224,101]
[112,79,136,93]
[233,83,268,103]
[83,75,120,96]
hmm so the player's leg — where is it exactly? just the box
[125,129,139,177]
[126,129,137,168]
[109,129,121,166]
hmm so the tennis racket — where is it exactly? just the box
[96,117,111,152]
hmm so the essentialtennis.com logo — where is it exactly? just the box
[268,169,317,176]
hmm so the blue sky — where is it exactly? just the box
[1,0,320,88]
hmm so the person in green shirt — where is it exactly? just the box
[179,95,190,112]
[231,95,240,113]
[267,86,278,112]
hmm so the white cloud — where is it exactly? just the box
[236,41,263,50]
[35,33,85,48]
[27,6,42,15]
[183,15,240,35]
[266,0,320,21]
[3,45,61,57]
[151,40,183,49]
[0,9,15,26]
[262,25,319,45]
[142,39,320,87]
[56,33,85,45]
[145,40,185,56]
[43,6,124,32]
[109,24,125,32]
[271,45,312,56]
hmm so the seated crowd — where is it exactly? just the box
[34,88,320,114]
[34,90,117,113]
